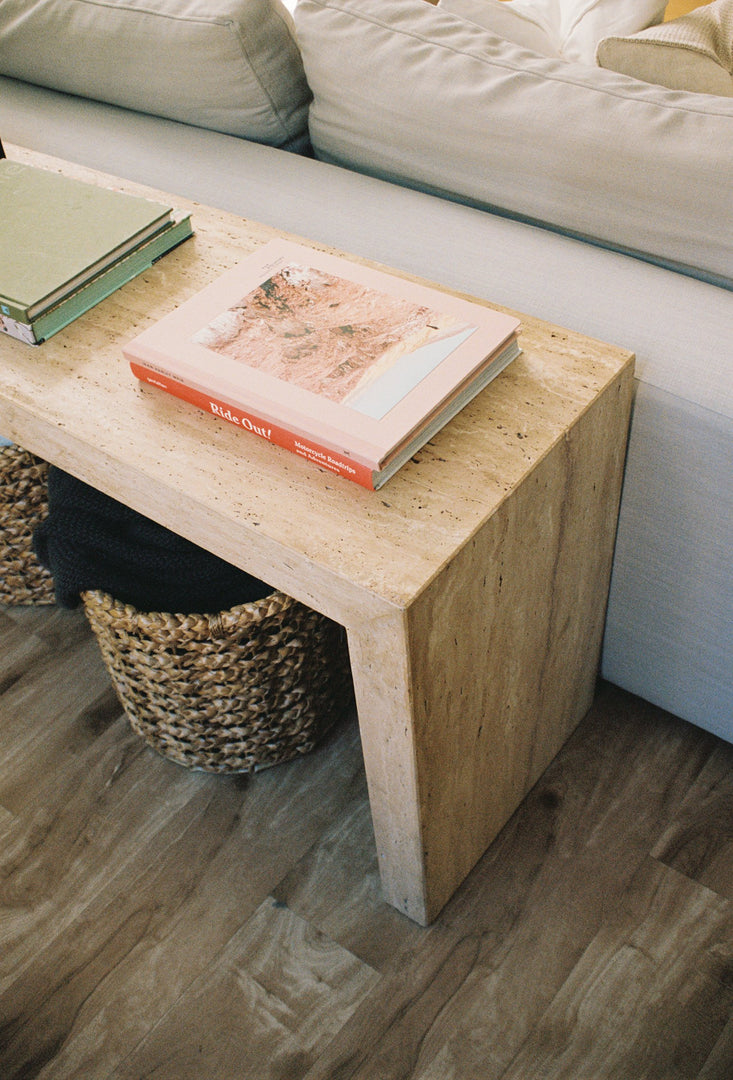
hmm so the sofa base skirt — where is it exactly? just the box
[602,382,733,741]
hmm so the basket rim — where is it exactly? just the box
[80,586,294,630]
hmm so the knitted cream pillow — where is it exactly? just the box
[597,0,733,96]
[0,0,311,146]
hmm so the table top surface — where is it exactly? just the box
[0,146,633,623]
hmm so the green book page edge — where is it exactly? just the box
[0,213,193,345]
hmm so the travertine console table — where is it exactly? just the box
[0,147,634,924]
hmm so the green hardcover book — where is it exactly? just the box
[0,160,175,322]
[0,210,194,345]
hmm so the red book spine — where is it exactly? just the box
[129,361,377,490]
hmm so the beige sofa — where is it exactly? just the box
[1,0,731,740]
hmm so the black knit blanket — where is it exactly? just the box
[33,467,270,613]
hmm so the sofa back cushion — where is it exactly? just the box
[294,0,733,286]
[0,0,311,149]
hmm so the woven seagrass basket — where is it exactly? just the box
[82,587,353,773]
[0,444,55,605]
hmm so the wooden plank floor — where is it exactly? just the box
[1,602,731,1079]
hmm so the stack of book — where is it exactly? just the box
[0,158,192,345]
[124,238,521,490]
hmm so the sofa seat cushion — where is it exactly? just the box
[597,0,733,96]
[294,0,733,287]
[440,0,667,63]
[0,0,311,148]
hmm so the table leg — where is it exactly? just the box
[346,607,430,923]
[348,372,632,924]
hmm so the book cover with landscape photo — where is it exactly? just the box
[125,239,520,488]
